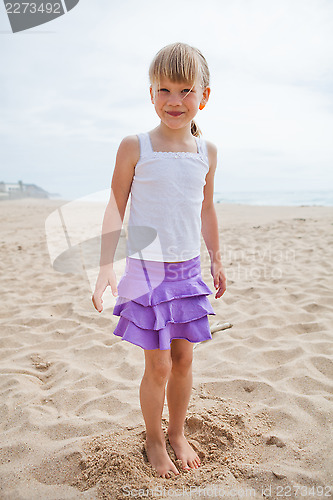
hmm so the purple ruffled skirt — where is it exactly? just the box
[112,255,216,350]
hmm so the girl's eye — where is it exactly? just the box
[182,89,193,93]
[158,88,169,92]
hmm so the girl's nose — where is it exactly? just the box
[167,92,182,106]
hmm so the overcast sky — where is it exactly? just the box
[0,0,332,200]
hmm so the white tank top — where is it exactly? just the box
[126,132,210,262]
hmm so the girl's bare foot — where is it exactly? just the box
[167,432,201,470]
[146,437,179,478]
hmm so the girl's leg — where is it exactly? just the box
[139,348,179,478]
[166,339,201,470]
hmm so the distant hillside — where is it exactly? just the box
[0,181,56,200]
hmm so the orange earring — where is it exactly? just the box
[199,102,205,110]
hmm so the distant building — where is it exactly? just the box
[0,180,50,200]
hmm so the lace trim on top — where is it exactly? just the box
[151,150,202,160]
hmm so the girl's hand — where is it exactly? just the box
[211,261,227,299]
[92,266,118,313]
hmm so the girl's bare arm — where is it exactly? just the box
[201,141,227,299]
[92,135,139,312]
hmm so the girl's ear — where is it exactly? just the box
[199,86,211,110]
[149,85,155,104]
[203,86,211,101]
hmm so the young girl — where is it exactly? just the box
[92,42,226,479]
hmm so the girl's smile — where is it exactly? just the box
[166,111,184,117]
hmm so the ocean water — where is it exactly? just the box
[213,190,333,207]
[50,189,333,207]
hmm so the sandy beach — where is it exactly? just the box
[0,198,332,499]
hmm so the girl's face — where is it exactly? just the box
[150,77,210,131]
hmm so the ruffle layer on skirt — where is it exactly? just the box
[112,255,216,350]
[117,270,213,307]
[113,315,213,351]
[114,294,215,331]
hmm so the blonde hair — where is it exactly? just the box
[149,42,210,137]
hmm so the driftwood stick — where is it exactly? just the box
[210,321,233,334]
[193,321,233,349]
